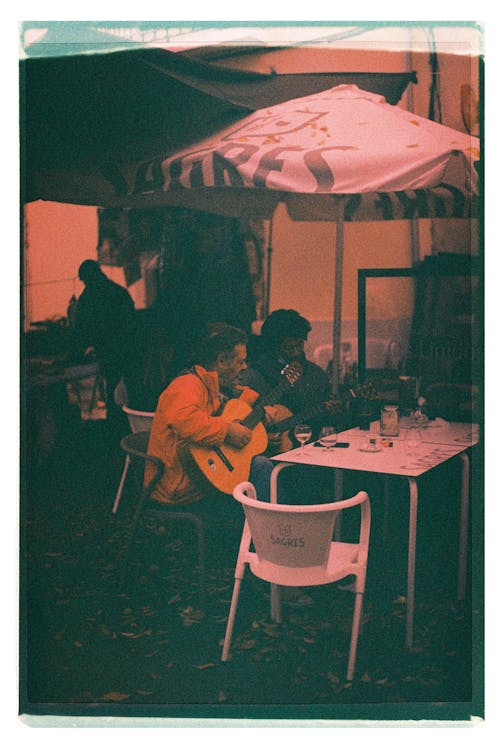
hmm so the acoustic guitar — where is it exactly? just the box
[266,398,343,455]
[188,364,301,495]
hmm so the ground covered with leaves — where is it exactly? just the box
[21,417,482,721]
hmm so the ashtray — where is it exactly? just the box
[359,442,382,453]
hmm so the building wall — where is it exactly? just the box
[23,201,97,325]
[23,201,141,326]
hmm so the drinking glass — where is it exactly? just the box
[404,427,422,457]
[318,426,338,451]
[294,424,312,454]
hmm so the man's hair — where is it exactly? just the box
[260,309,311,350]
[78,259,104,284]
[196,323,248,368]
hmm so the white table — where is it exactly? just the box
[270,421,479,649]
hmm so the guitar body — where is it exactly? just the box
[189,399,269,495]
[266,404,295,454]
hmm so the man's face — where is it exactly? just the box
[216,344,248,387]
[277,337,305,363]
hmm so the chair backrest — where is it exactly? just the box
[122,405,155,433]
[114,378,128,407]
[233,482,369,571]
[120,431,164,496]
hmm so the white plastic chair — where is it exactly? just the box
[221,482,371,681]
[112,405,155,513]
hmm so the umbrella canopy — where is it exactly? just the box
[153,84,479,221]
[28,84,478,220]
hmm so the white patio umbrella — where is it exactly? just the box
[37,85,480,389]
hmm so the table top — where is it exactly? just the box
[27,359,100,388]
[270,421,479,478]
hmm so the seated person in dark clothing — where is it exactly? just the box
[124,316,177,413]
[241,309,342,451]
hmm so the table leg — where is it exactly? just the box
[334,469,343,540]
[383,475,390,545]
[269,462,293,623]
[406,477,418,650]
[457,452,470,600]
[270,462,294,504]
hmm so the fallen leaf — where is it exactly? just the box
[326,672,340,684]
[100,692,131,702]
[239,639,256,650]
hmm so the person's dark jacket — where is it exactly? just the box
[242,352,329,413]
[71,274,135,375]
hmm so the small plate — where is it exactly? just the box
[359,444,382,453]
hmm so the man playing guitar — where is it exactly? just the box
[145,323,291,510]
[242,309,344,453]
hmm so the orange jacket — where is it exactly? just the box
[145,365,259,505]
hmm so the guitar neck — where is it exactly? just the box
[240,378,295,431]
[273,402,329,434]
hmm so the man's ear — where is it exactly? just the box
[215,352,228,369]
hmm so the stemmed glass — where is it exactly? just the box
[318,426,338,451]
[294,424,312,454]
[403,427,422,457]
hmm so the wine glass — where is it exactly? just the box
[318,426,337,451]
[404,427,422,457]
[294,424,312,454]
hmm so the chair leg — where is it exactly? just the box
[88,374,100,414]
[112,455,130,514]
[162,512,206,612]
[188,514,206,613]
[270,584,282,623]
[222,576,244,662]
[120,507,207,614]
[119,487,150,588]
[346,591,364,681]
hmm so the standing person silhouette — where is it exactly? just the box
[71,260,135,420]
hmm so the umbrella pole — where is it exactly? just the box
[331,218,344,395]
[264,215,274,318]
